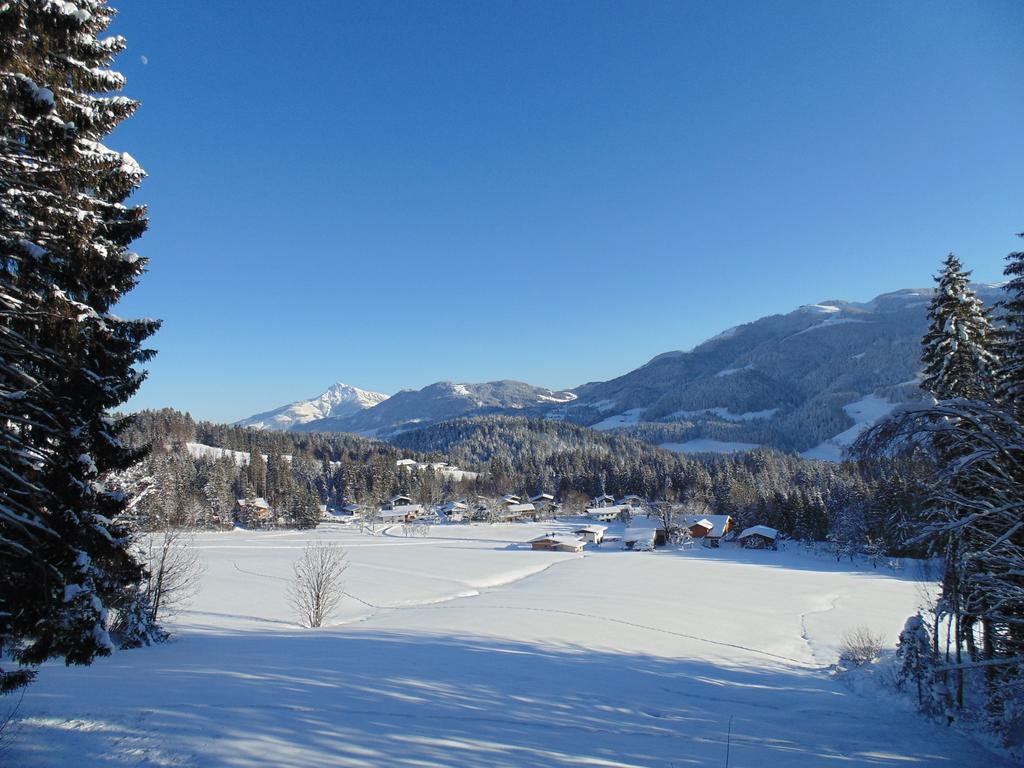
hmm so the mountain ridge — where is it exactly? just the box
[236,283,1006,458]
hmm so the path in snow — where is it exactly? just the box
[6,524,1009,767]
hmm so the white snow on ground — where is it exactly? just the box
[7,523,1008,767]
[185,441,255,466]
[590,408,646,430]
[671,407,779,422]
[802,394,898,462]
[660,438,761,454]
[794,316,869,335]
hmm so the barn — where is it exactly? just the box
[737,525,779,549]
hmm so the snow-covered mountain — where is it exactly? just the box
[551,284,1005,456]
[236,382,389,431]
[291,380,576,437]
[236,284,1006,460]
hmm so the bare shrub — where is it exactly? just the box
[839,626,886,666]
[288,542,349,628]
[141,529,205,624]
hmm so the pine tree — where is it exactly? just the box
[1,1,158,691]
[921,253,998,402]
[995,234,1024,416]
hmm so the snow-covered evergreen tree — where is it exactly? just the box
[995,234,1024,416]
[0,1,157,691]
[920,253,997,402]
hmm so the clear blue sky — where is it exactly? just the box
[108,0,1023,423]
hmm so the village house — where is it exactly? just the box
[586,505,625,523]
[737,525,779,549]
[437,501,468,522]
[528,534,585,553]
[500,502,536,521]
[377,495,423,523]
[235,497,271,525]
[574,524,607,544]
[591,493,616,508]
[617,494,645,508]
[529,493,556,515]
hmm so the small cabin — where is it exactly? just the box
[687,518,714,538]
[737,525,779,550]
[591,493,616,508]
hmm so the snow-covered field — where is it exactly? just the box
[5,523,1008,767]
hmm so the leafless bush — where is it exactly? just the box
[288,542,349,628]
[140,529,204,624]
[0,688,24,758]
[839,626,886,666]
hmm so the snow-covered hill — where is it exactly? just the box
[236,382,389,430]
[551,284,1004,457]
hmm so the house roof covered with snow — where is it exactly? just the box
[237,497,270,509]
[574,525,608,534]
[738,525,778,541]
[623,527,656,543]
[685,514,732,537]
[504,503,536,514]
[689,518,714,531]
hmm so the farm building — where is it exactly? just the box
[574,525,607,544]
[685,514,734,545]
[528,534,585,553]
[737,525,779,549]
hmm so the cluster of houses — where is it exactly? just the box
[313,490,781,552]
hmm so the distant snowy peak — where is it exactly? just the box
[236,382,389,430]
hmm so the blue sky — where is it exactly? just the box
[108,1,1023,422]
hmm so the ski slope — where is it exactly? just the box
[6,523,1008,767]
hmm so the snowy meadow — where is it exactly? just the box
[5,522,1008,767]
